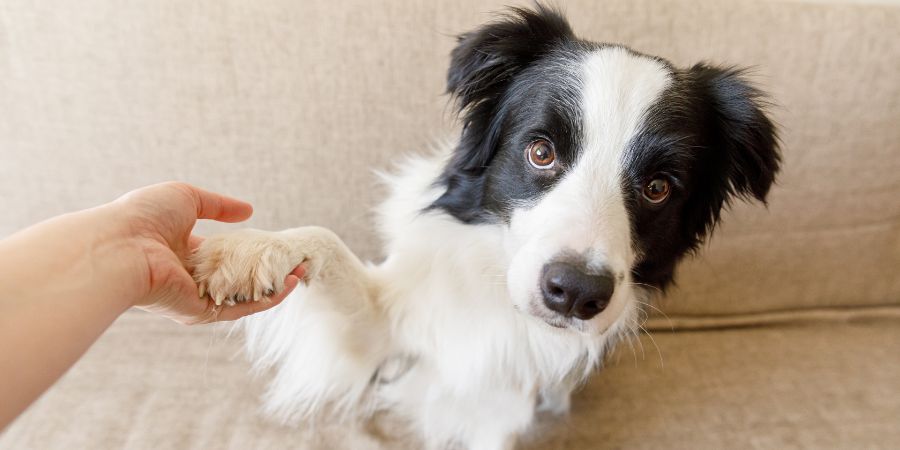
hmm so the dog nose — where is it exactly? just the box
[540,262,615,320]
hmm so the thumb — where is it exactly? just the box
[179,183,254,223]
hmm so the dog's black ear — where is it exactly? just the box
[431,6,574,223]
[687,64,782,238]
[446,5,575,173]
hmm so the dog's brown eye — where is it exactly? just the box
[643,178,670,204]
[527,140,556,169]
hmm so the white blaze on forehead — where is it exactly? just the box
[579,47,673,169]
[565,46,673,265]
[504,46,674,331]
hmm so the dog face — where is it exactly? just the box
[431,6,780,334]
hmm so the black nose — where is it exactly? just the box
[540,262,615,320]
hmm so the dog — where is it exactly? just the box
[190,5,780,449]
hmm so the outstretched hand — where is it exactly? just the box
[0,181,304,429]
[111,182,303,324]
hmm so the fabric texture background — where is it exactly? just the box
[1,311,898,450]
[1,0,898,448]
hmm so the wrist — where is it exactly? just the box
[0,204,148,312]
[86,203,153,308]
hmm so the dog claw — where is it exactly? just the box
[191,230,300,309]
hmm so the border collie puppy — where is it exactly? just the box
[191,5,779,449]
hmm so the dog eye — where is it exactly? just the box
[526,140,556,169]
[643,177,671,204]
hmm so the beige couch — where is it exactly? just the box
[1,0,898,448]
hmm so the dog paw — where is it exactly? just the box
[191,229,299,306]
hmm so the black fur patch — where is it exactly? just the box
[623,65,780,287]
[430,5,581,223]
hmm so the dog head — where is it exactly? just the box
[431,6,780,334]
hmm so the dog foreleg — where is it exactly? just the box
[191,226,388,418]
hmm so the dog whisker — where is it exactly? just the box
[638,323,665,369]
[633,299,674,331]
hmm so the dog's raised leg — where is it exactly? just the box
[191,226,373,308]
[190,226,388,418]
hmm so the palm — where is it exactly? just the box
[116,182,299,324]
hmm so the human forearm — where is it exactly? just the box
[0,205,140,429]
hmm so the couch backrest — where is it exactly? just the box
[1,0,897,317]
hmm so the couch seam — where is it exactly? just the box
[643,304,900,331]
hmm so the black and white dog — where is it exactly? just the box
[191,6,779,449]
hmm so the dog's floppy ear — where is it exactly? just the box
[446,5,575,174]
[431,6,574,223]
[686,64,782,238]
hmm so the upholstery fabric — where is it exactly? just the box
[1,311,898,450]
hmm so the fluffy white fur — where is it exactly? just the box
[190,47,670,450]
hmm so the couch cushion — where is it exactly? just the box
[530,319,900,449]
[2,312,897,449]
[0,1,897,317]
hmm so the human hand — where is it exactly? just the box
[109,182,303,324]
[0,182,303,427]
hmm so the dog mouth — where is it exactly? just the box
[542,317,572,329]
[526,304,583,331]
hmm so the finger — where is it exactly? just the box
[290,264,307,280]
[211,275,300,322]
[182,184,253,223]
